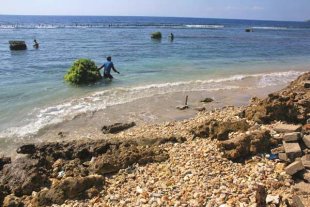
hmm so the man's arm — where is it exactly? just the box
[112,64,120,74]
[97,65,104,70]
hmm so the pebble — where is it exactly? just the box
[50,106,295,207]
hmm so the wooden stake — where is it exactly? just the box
[185,95,188,106]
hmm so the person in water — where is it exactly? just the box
[97,56,120,80]
[33,39,39,49]
[169,33,174,41]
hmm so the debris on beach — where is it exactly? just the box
[0,72,309,206]
[101,122,136,134]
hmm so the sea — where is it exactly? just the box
[0,15,310,151]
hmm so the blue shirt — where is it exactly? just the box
[103,61,114,75]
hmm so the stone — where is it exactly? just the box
[304,81,310,88]
[9,41,27,50]
[209,119,250,140]
[255,185,267,207]
[304,124,310,132]
[283,142,302,160]
[218,130,271,161]
[278,153,289,162]
[0,157,11,170]
[2,194,24,207]
[300,170,310,182]
[90,145,169,175]
[293,195,310,207]
[285,160,305,175]
[101,122,136,134]
[0,157,50,196]
[200,98,214,103]
[282,132,301,142]
[273,123,302,133]
[245,72,310,124]
[16,144,36,154]
[266,195,280,205]
[301,155,310,168]
[271,146,284,154]
[293,182,310,195]
[34,175,104,206]
[176,105,189,110]
[303,135,310,148]
[194,107,206,112]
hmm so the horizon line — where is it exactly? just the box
[0,14,307,23]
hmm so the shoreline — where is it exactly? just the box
[0,72,309,206]
[1,81,288,158]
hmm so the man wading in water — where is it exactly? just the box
[97,56,120,80]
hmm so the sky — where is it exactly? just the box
[0,0,309,21]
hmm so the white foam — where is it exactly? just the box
[252,26,288,30]
[185,24,224,29]
[0,70,304,139]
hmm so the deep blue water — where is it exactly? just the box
[0,15,310,139]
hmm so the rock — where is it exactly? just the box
[266,195,280,205]
[176,105,189,110]
[303,135,310,148]
[90,145,169,175]
[304,81,310,88]
[293,195,310,207]
[274,123,302,133]
[218,130,271,161]
[209,119,250,140]
[282,132,301,142]
[245,72,310,124]
[304,124,310,133]
[194,107,206,111]
[301,155,310,168]
[151,32,162,39]
[0,185,9,207]
[271,146,284,154]
[300,170,310,182]
[30,139,117,161]
[0,157,11,170]
[278,153,289,162]
[285,160,305,175]
[34,175,104,206]
[101,122,136,134]
[2,194,24,207]
[283,142,302,161]
[255,185,267,207]
[293,182,310,195]
[9,41,27,50]
[16,144,36,154]
[0,157,50,196]
[200,98,214,103]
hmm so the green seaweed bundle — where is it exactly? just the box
[64,59,102,85]
[151,31,162,39]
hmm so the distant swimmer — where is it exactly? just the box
[169,33,174,41]
[97,56,120,80]
[33,39,39,49]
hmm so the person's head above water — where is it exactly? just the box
[107,56,112,61]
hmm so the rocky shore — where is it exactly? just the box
[0,72,309,207]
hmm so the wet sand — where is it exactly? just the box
[34,84,286,141]
[0,81,289,158]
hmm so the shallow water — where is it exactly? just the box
[0,15,310,145]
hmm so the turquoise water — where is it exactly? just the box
[0,16,310,139]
